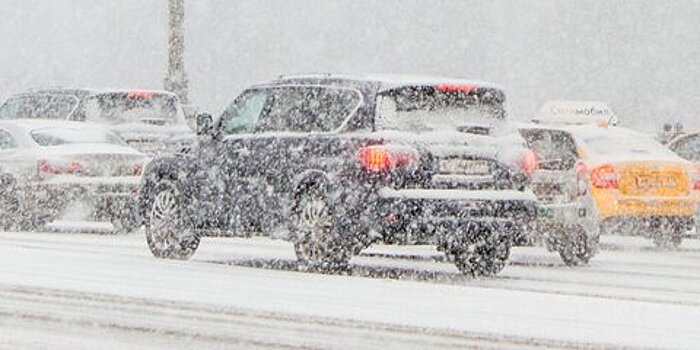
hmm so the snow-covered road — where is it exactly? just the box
[0,231,699,349]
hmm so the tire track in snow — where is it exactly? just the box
[0,285,620,350]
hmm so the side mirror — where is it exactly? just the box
[182,104,199,130]
[196,113,214,136]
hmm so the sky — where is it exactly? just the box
[0,0,698,132]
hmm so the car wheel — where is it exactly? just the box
[557,226,598,266]
[145,179,199,260]
[444,227,511,277]
[652,227,683,249]
[290,181,352,272]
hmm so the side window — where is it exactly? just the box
[670,135,700,162]
[255,86,361,133]
[0,130,16,150]
[520,129,578,171]
[220,90,269,134]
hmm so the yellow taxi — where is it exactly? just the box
[568,125,700,248]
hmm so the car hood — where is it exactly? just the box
[107,123,193,142]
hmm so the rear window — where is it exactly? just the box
[376,86,506,132]
[31,127,125,146]
[81,92,182,125]
[0,94,78,120]
[580,132,676,158]
[221,86,362,134]
[520,129,579,171]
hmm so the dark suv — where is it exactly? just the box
[139,74,537,277]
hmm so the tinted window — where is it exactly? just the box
[520,129,578,171]
[376,86,506,132]
[0,95,78,120]
[670,134,700,162]
[253,86,361,133]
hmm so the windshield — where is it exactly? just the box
[82,92,182,125]
[0,95,78,120]
[31,127,126,146]
[376,86,506,132]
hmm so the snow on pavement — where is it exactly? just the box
[0,231,698,349]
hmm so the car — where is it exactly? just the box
[0,119,148,232]
[518,123,600,265]
[667,130,700,231]
[569,125,700,248]
[138,74,537,277]
[0,88,194,155]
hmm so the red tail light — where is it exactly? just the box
[576,162,589,196]
[132,163,144,176]
[357,145,417,172]
[37,160,85,176]
[692,167,700,191]
[591,164,618,189]
[435,84,477,93]
[518,150,538,175]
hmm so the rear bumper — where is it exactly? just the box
[373,188,537,244]
[25,177,141,219]
[594,191,698,220]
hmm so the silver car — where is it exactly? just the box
[0,119,148,232]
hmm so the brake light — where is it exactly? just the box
[692,167,700,191]
[518,150,538,175]
[435,84,477,93]
[132,163,144,176]
[126,91,156,99]
[357,145,416,172]
[576,162,589,196]
[591,164,618,189]
[37,159,85,176]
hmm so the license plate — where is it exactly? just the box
[439,159,490,175]
[635,175,677,190]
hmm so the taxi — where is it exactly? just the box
[569,125,699,248]
[527,101,698,250]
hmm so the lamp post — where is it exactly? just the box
[164,0,189,104]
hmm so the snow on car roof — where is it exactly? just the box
[260,73,505,92]
[566,125,687,165]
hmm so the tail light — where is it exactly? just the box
[691,167,700,191]
[357,145,417,173]
[518,149,538,175]
[590,164,618,189]
[132,163,144,176]
[576,162,589,196]
[37,159,85,177]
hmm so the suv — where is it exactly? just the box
[139,74,537,277]
[0,88,193,155]
[518,124,600,265]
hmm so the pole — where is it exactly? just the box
[164,0,189,104]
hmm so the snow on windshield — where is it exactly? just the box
[31,127,125,146]
[578,128,680,160]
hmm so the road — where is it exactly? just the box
[0,229,699,349]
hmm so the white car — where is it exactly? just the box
[0,119,148,231]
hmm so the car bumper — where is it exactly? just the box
[373,188,537,244]
[25,177,141,219]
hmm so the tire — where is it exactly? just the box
[144,179,199,260]
[557,226,598,266]
[289,181,353,272]
[652,228,683,249]
[444,226,511,278]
